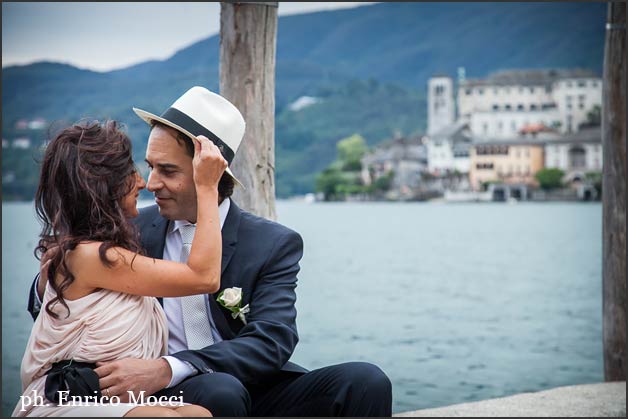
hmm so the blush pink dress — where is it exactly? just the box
[13,283,168,417]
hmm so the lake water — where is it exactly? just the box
[2,200,603,415]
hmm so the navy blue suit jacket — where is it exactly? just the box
[28,201,308,385]
[133,201,308,384]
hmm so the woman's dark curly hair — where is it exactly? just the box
[35,120,143,318]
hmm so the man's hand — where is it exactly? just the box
[37,260,51,301]
[37,246,60,300]
[95,358,172,402]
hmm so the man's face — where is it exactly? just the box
[145,125,198,222]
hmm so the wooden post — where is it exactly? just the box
[602,1,626,382]
[219,1,278,220]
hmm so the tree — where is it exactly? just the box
[315,168,345,201]
[586,105,602,126]
[367,170,394,194]
[315,134,371,200]
[535,168,564,190]
[586,171,603,197]
[337,134,368,166]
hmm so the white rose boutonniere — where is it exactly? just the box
[217,287,250,325]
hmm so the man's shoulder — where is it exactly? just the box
[237,206,300,241]
[134,204,161,228]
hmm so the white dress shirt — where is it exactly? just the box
[162,198,230,387]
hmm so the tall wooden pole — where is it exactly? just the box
[220,1,278,220]
[602,1,626,382]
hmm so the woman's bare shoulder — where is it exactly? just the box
[68,241,130,269]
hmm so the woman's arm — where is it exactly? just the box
[68,135,227,298]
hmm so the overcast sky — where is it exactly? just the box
[2,2,374,72]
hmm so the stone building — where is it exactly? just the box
[424,120,472,175]
[469,138,545,191]
[427,76,456,135]
[544,126,602,182]
[361,135,428,199]
[456,69,601,138]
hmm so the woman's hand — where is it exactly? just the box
[193,135,228,190]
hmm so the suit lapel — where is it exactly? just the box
[208,201,241,339]
[143,212,169,259]
[220,200,240,275]
[142,212,169,307]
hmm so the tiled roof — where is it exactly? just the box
[471,126,601,146]
[461,68,599,87]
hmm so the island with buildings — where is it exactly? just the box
[318,67,603,202]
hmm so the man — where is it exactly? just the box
[29,86,392,416]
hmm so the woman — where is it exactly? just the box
[13,120,226,417]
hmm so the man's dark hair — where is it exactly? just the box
[150,121,235,198]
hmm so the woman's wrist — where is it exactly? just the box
[195,184,220,196]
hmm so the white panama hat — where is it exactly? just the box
[133,86,246,188]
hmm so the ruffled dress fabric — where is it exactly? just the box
[13,284,168,417]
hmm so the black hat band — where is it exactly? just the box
[160,107,235,164]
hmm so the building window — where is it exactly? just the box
[592,81,599,88]
[577,80,586,88]
[483,123,488,134]
[569,146,586,168]
[530,104,537,111]
[478,88,485,95]
[517,104,524,111]
[578,103,585,110]
[465,88,472,95]
[493,104,500,111]
[476,162,494,170]
[567,104,573,110]
[505,104,512,111]
[529,87,535,94]
[545,86,552,93]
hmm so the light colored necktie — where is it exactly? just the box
[178,224,215,350]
